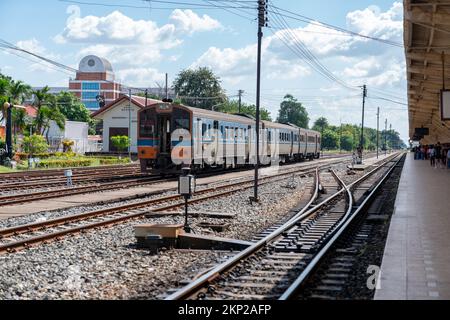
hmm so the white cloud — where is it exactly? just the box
[15,39,61,74]
[53,6,221,85]
[116,68,166,87]
[170,9,222,34]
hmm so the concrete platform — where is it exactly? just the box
[375,153,450,300]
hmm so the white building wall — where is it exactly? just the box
[47,120,89,153]
[99,100,140,153]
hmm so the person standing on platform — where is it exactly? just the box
[447,148,450,169]
[435,142,442,168]
[421,145,426,160]
[430,146,436,168]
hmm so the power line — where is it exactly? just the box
[268,4,358,91]
[268,4,403,48]
[59,0,256,10]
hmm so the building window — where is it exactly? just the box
[82,91,100,100]
[83,101,99,109]
[82,82,100,90]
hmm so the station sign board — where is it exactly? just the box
[441,90,450,121]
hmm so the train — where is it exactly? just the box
[137,102,321,174]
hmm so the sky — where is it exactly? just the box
[0,0,409,142]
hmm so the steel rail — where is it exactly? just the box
[279,153,405,299]
[0,164,329,254]
[165,153,401,300]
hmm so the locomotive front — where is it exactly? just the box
[138,102,193,174]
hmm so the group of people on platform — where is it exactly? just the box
[413,142,450,169]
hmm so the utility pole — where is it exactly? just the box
[165,73,169,100]
[238,90,244,113]
[339,118,342,154]
[377,107,380,159]
[385,119,388,156]
[145,89,148,107]
[360,84,367,161]
[128,89,132,159]
[390,124,393,152]
[252,0,267,203]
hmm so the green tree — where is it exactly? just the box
[56,92,96,134]
[312,117,329,132]
[322,129,339,150]
[9,80,31,104]
[11,108,28,138]
[216,100,272,121]
[173,67,226,110]
[0,76,11,122]
[340,132,354,151]
[110,135,130,153]
[22,134,49,155]
[276,94,309,128]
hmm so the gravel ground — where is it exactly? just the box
[0,160,365,300]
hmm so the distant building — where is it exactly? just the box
[92,94,160,153]
[30,55,175,111]
[69,55,122,111]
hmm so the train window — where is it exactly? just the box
[139,109,156,138]
[301,135,305,142]
[202,124,207,137]
[172,107,190,131]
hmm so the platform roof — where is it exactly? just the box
[404,0,450,143]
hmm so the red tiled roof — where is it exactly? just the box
[91,95,161,118]
[24,105,38,117]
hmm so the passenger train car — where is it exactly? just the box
[138,102,321,173]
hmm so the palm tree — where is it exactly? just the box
[32,86,52,134]
[0,77,11,122]
[9,80,31,105]
[12,108,28,138]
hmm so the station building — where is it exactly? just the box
[69,55,122,111]
[91,94,160,153]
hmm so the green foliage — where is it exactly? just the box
[276,94,310,129]
[9,80,31,104]
[62,139,75,153]
[135,92,161,100]
[312,117,329,132]
[173,67,226,110]
[216,100,272,121]
[307,118,406,151]
[36,158,93,168]
[99,158,131,165]
[22,134,49,155]
[322,129,339,150]
[56,92,93,127]
[110,135,130,152]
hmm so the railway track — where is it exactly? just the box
[0,156,353,206]
[0,161,336,254]
[164,153,403,300]
[0,164,141,184]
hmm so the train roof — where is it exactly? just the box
[142,102,320,135]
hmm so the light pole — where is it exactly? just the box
[252,0,266,203]
[128,89,132,159]
[377,107,380,159]
[3,99,12,160]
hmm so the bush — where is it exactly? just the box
[22,135,49,155]
[36,158,93,168]
[99,158,131,165]
[110,136,130,153]
[62,139,74,153]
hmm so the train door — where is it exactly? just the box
[213,120,219,163]
[157,115,171,154]
[289,131,294,158]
